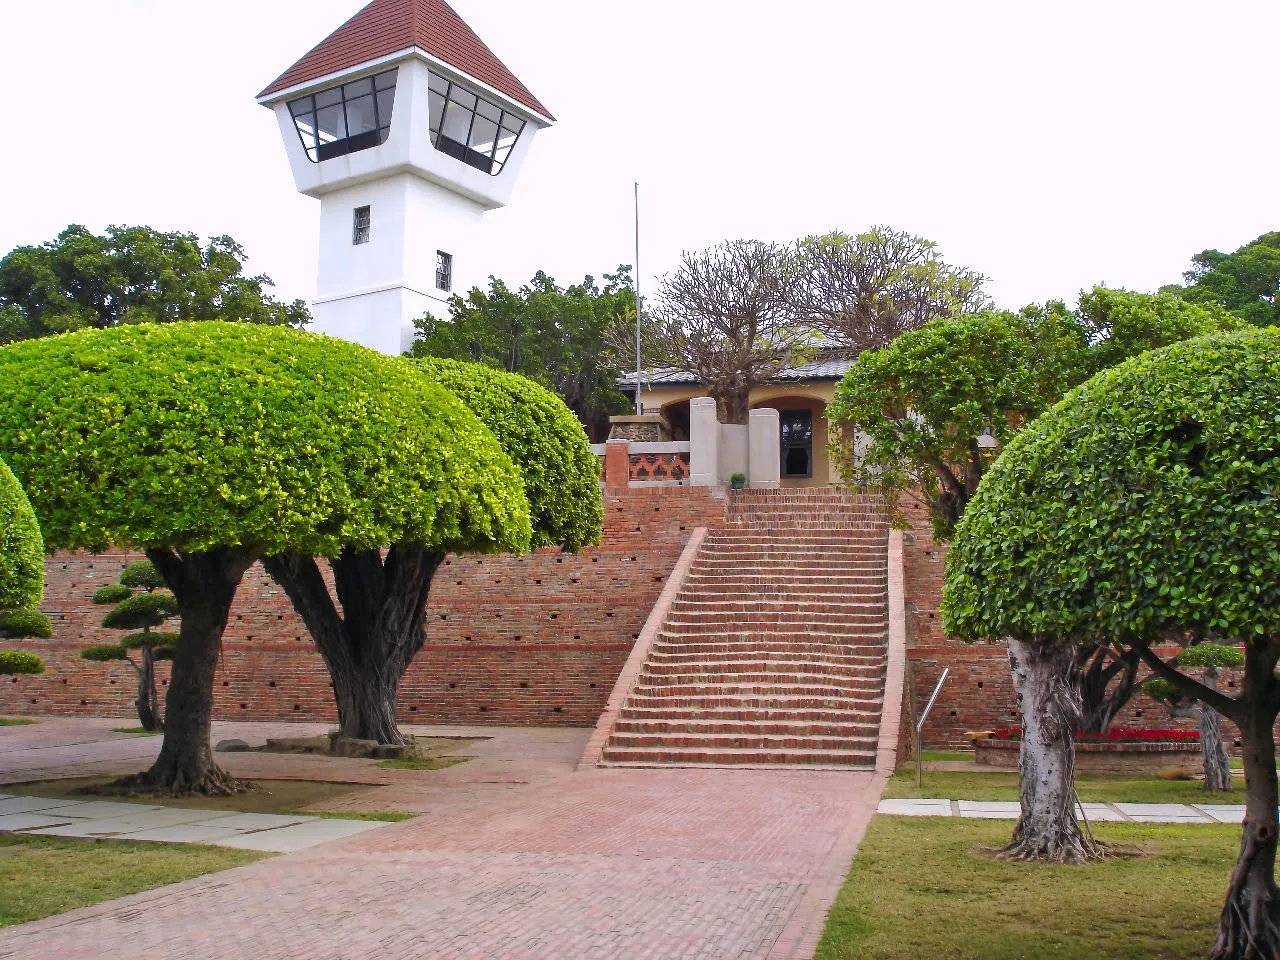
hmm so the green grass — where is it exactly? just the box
[286,810,415,822]
[0,718,34,726]
[816,816,1236,959]
[884,769,1243,804]
[0,833,265,927]
[112,726,162,736]
[919,750,975,762]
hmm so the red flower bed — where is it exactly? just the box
[989,726,1199,744]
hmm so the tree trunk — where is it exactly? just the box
[1076,642,1142,735]
[134,645,161,732]
[116,548,252,795]
[264,545,445,746]
[1201,666,1232,793]
[1211,664,1280,959]
[717,388,751,426]
[1003,635,1103,863]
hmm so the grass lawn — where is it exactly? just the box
[112,726,162,735]
[0,718,34,726]
[816,816,1236,959]
[0,833,264,927]
[919,750,975,762]
[884,768,1243,804]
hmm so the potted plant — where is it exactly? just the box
[730,472,746,490]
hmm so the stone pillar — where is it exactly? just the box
[718,424,748,484]
[748,407,780,488]
[604,439,630,491]
[689,397,719,487]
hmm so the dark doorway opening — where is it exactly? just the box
[780,410,813,478]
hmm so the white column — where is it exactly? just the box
[748,407,780,488]
[689,397,720,487]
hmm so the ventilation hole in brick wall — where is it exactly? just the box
[949,709,957,716]
[679,526,686,531]
[495,612,503,619]
[556,558,563,564]
[295,636,302,642]
[1135,710,1143,717]
[236,615,243,620]
[223,681,230,687]
[268,681,276,688]
[8,678,15,684]
[634,526,641,532]
[246,635,255,641]
[631,633,639,640]
[409,705,417,712]
[534,579,542,585]
[977,681,984,689]
[616,507,623,513]
[553,706,562,713]
[549,613,559,620]
[494,579,502,584]
[109,679,116,685]
[445,559,452,566]
[439,613,447,621]
[240,703,247,709]
[476,559,483,565]
[1229,680,1237,688]
[464,636,472,642]
[652,576,663,582]
[1235,739,1242,747]
[1009,711,1017,718]
[606,612,615,618]
[449,682,457,689]
[294,704,301,711]
[514,635,522,641]
[29,698,36,704]
[573,634,581,640]
[80,699,88,705]
[630,556,637,562]
[589,683,597,688]
[478,706,488,712]
[591,557,598,563]
[520,682,529,689]
[162,680,167,686]
[654,506,660,512]
[570,578,580,584]
[62,678,68,684]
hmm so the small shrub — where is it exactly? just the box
[0,609,52,639]
[0,650,45,674]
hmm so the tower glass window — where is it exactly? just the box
[436,251,453,292]
[427,71,525,176]
[289,69,397,163]
[352,206,371,245]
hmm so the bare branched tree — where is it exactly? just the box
[634,240,812,424]
[788,227,988,355]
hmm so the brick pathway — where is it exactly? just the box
[0,719,881,959]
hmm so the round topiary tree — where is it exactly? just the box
[81,561,179,731]
[0,455,50,676]
[0,322,530,793]
[942,329,1280,953]
[264,358,602,745]
[1144,641,1246,793]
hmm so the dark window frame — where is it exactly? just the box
[352,206,371,245]
[427,70,526,176]
[288,69,398,164]
[436,250,453,292]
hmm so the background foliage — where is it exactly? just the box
[0,457,43,613]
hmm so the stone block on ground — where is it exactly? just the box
[264,735,331,755]
[328,736,379,758]
[215,738,251,753]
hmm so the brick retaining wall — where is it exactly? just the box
[1,488,726,727]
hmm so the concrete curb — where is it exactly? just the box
[577,527,709,770]
[875,529,907,778]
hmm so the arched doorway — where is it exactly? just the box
[751,395,832,487]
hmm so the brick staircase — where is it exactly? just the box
[601,488,890,767]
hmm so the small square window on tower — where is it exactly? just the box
[436,250,453,291]
[352,205,371,245]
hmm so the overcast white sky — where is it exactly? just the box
[1,0,1276,311]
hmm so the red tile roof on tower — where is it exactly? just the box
[258,0,552,120]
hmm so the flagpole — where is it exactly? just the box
[634,181,642,415]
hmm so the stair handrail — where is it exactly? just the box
[914,666,950,787]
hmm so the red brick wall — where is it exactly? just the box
[1,488,726,727]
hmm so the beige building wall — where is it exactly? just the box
[637,381,840,488]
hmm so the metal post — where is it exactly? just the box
[634,181,642,415]
[915,666,951,788]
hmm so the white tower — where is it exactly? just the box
[258,0,553,355]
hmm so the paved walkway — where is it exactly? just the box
[0,718,882,959]
[879,797,1247,823]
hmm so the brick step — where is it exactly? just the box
[648,646,885,665]
[692,554,887,567]
[707,529,887,540]
[641,658,885,679]
[611,718,880,737]
[599,745,875,767]
[684,572,887,587]
[657,629,887,645]
[662,615,888,632]
[699,542,889,555]
[623,692,885,712]
[667,598,887,615]
[633,678,885,698]
[617,706,882,724]
[606,731,878,752]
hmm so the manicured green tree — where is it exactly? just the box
[0,322,529,793]
[265,358,600,745]
[1163,230,1280,326]
[1144,641,1246,793]
[942,330,1280,950]
[0,455,51,668]
[81,561,179,731]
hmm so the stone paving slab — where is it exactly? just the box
[28,818,152,839]
[957,801,1020,819]
[189,812,308,830]
[1193,804,1247,823]
[114,823,252,845]
[0,812,79,831]
[211,818,386,853]
[1078,802,1127,822]
[41,800,163,819]
[877,798,951,816]
[0,796,81,815]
